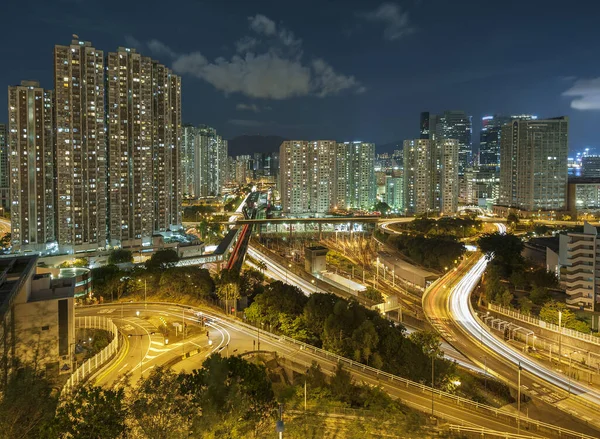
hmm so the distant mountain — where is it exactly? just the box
[227,135,288,156]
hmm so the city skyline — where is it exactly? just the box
[0,0,599,155]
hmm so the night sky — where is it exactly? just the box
[2,0,599,154]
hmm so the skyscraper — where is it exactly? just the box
[191,125,227,197]
[106,47,181,246]
[8,81,55,251]
[181,124,196,197]
[403,139,431,215]
[385,175,404,212]
[0,124,8,211]
[54,37,107,250]
[279,140,375,214]
[479,115,511,168]
[439,139,459,214]
[436,111,472,173]
[581,156,600,178]
[499,117,569,212]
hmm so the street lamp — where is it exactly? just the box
[138,278,147,309]
[558,310,563,364]
[136,310,140,317]
[128,332,155,378]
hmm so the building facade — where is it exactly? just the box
[479,115,512,168]
[498,117,569,212]
[8,81,55,251]
[403,139,431,215]
[181,124,196,197]
[436,111,472,174]
[385,176,403,212]
[582,156,600,178]
[54,37,107,251]
[279,140,375,214]
[191,125,227,197]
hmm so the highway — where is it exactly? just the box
[80,302,587,437]
[422,223,600,434]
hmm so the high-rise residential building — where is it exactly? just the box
[385,175,403,212]
[403,139,431,215]
[234,155,253,184]
[582,156,600,178]
[54,37,107,251]
[8,81,55,251]
[280,141,311,213]
[106,47,181,247]
[279,140,375,214]
[404,138,458,216]
[439,139,459,214]
[0,124,8,212]
[193,125,227,197]
[498,117,569,212]
[181,124,196,197]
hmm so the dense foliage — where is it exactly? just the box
[403,217,482,238]
[388,234,465,271]
[245,282,455,384]
[182,204,217,222]
[107,249,133,265]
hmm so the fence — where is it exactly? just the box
[446,425,541,439]
[62,316,120,395]
[488,303,600,346]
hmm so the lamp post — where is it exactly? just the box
[517,361,522,434]
[138,279,147,309]
[431,355,435,417]
[128,332,155,378]
[558,310,563,365]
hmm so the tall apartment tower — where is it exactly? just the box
[403,139,431,215]
[311,141,337,213]
[192,125,227,197]
[8,81,55,251]
[54,37,107,251]
[436,111,472,173]
[0,124,8,211]
[106,47,181,246]
[280,141,311,213]
[439,139,459,214]
[181,124,196,197]
[345,142,376,210]
[499,117,568,212]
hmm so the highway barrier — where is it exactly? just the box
[62,316,120,395]
[78,301,598,439]
[489,303,600,347]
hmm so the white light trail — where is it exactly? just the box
[448,223,600,407]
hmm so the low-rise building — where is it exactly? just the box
[0,255,75,383]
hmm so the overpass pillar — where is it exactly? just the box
[318,223,322,240]
[289,224,293,240]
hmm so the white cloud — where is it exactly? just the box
[147,39,178,59]
[248,14,277,36]
[362,3,414,41]
[235,37,258,53]
[563,78,600,110]
[142,14,362,100]
[236,103,261,113]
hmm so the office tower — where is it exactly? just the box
[106,47,181,246]
[464,168,500,205]
[582,156,600,178]
[385,175,403,212]
[8,81,55,251]
[193,125,227,197]
[403,139,431,215]
[280,141,311,213]
[479,115,511,168]
[420,112,438,140]
[54,37,107,250]
[436,111,472,173]
[181,124,196,197]
[499,117,569,212]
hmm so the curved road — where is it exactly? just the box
[422,224,600,435]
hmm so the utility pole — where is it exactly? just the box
[558,310,563,365]
[431,355,435,417]
[518,361,522,435]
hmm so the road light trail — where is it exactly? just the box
[448,223,600,408]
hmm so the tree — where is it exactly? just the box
[374,201,391,214]
[50,386,127,438]
[363,286,383,303]
[409,330,443,359]
[518,297,533,315]
[108,248,133,265]
[255,260,267,274]
[539,301,591,333]
[500,290,514,307]
[129,367,199,438]
[529,285,550,305]
[507,212,520,227]
[0,233,11,250]
[478,232,524,271]
[0,366,57,439]
[145,249,180,271]
[350,320,380,365]
[509,270,527,290]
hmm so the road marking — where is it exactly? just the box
[117,363,129,373]
[95,335,130,385]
